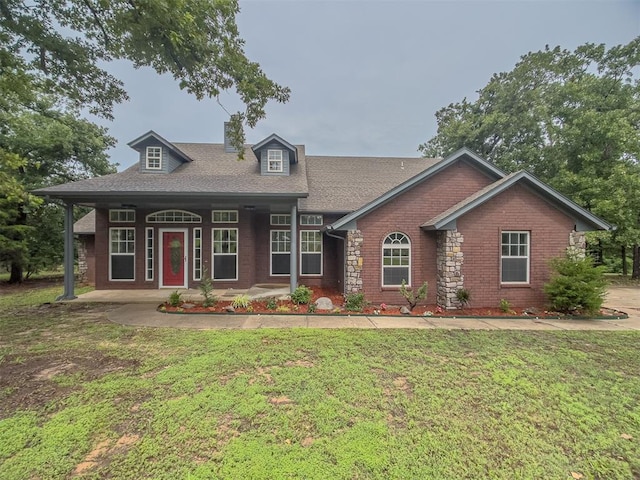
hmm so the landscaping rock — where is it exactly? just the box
[225,305,235,313]
[400,306,411,315]
[315,297,334,311]
[181,303,196,309]
[523,307,541,315]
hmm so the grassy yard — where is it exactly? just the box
[0,288,638,479]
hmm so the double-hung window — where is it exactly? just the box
[300,230,322,276]
[212,228,238,280]
[271,230,290,275]
[267,149,283,172]
[146,146,162,170]
[382,232,410,286]
[501,231,529,283]
[110,228,135,280]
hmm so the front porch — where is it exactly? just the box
[66,284,291,304]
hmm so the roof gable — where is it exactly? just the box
[252,133,298,164]
[127,130,193,163]
[421,171,611,231]
[326,148,505,231]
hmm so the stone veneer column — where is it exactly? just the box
[345,230,364,294]
[77,239,88,283]
[436,230,464,309]
[568,230,586,259]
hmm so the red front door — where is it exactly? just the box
[162,231,186,287]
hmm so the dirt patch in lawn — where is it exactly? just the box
[0,352,139,418]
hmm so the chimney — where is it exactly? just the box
[224,122,238,153]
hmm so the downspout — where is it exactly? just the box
[57,201,77,300]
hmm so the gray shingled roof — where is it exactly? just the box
[74,209,95,234]
[35,144,308,197]
[301,155,440,213]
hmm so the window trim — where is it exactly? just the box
[145,227,153,281]
[300,215,323,226]
[145,146,162,170]
[500,231,530,284]
[381,232,411,287]
[109,227,135,282]
[212,210,238,224]
[267,149,283,172]
[212,227,238,281]
[270,214,291,226]
[300,230,323,276]
[109,209,135,223]
[270,229,291,277]
[193,228,202,281]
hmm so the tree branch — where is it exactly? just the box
[80,0,111,48]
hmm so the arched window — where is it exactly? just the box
[382,232,410,287]
[146,210,202,223]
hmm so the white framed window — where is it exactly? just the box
[145,227,153,281]
[271,230,290,276]
[501,231,530,283]
[212,210,238,223]
[300,215,323,226]
[193,228,202,281]
[146,146,162,170]
[146,210,202,223]
[267,149,283,172]
[270,214,291,226]
[109,209,135,223]
[382,232,410,287]
[212,228,237,281]
[110,228,135,281]
[300,230,322,276]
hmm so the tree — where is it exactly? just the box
[0,0,290,152]
[421,38,640,276]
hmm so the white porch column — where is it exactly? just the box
[57,202,76,300]
[290,204,298,293]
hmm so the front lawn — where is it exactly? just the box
[0,289,638,479]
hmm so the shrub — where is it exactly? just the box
[199,269,217,307]
[232,294,251,309]
[499,298,511,313]
[344,292,367,312]
[456,288,471,308]
[276,305,290,313]
[168,290,182,307]
[399,280,428,311]
[544,254,607,315]
[266,297,278,310]
[291,285,313,305]
[307,303,317,313]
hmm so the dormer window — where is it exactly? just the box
[267,150,283,173]
[146,146,162,170]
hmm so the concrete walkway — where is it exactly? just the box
[82,285,640,331]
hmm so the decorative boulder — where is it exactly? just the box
[225,305,235,313]
[400,306,411,315]
[314,297,335,311]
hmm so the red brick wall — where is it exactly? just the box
[457,184,574,308]
[356,160,496,305]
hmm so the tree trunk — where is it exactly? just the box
[622,245,627,276]
[9,262,23,284]
[633,245,640,280]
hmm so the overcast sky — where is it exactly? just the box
[103,0,640,170]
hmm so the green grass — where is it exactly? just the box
[0,284,93,308]
[0,293,638,479]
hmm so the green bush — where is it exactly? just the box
[456,288,471,308]
[344,292,367,312]
[168,290,182,307]
[291,285,313,305]
[199,269,216,307]
[266,297,278,310]
[499,298,511,313]
[399,280,428,311]
[544,254,607,315]
[232,294,251,309]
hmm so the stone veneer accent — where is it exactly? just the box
[345,230,364,293]
[436,230,464,309]
[77,239,88,283]
[568,230,586,259]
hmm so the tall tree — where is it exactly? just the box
[0,0,290,150]
[421,38,640,276]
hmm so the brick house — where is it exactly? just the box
[35,129,610,308]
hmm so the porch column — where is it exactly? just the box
[290,204,298,292]
[57,202,76,300]
[436,229,464,309]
